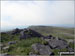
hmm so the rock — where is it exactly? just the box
[8,41,16,45]
[48,39,68,49]
[31,43,53,55]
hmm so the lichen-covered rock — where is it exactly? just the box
[48,39,68,49]
[31,43,53,55]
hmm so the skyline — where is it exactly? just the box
[1,1,74,31]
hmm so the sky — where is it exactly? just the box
[1,1,74,31]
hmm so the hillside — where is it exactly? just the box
[0,26,74,56]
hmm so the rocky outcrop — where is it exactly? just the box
[19,29,43,40]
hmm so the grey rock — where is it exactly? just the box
[48,39,68,49]
[31,43,53,55]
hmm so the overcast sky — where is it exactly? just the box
[1,1,74,31]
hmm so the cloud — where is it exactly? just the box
[1,1,74,30]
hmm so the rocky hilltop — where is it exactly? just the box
[0,26,74,56]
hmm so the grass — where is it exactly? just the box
[1,37,48,55]
[1,33,20,43]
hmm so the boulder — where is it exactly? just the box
[31,43,53,55]
[48,39,68,49]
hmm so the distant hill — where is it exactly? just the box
[28,26,74,39]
